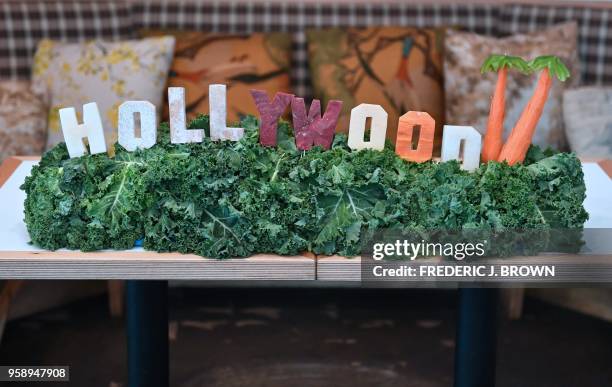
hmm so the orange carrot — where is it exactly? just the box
[479,55,530,163]
[481,67,507,162]
[497,68,552,165]
[496,55,570,165]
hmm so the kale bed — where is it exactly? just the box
[21,115,588,258]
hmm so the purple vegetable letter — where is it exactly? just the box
[291,98,343,150]
[250,90,294,146]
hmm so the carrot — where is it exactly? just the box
[480,55,530,163]
[498,69,551,165]
[497,56,570,165]
[481,66,507,162]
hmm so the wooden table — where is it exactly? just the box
[2,156,611,387]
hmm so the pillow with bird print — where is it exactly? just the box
[306,27,445,153]
[139,30,292,123]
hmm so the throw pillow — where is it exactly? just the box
[139,30,292,123]
[306,27,445,150]
[444,22,579,152]
[0,81,47,161]
[563,87,612,158]
[31,37,175,150]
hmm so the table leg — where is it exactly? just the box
[454,288,498,387]
[126,280,169,387]
[108,280,125,318]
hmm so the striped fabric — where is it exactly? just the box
[498,4,612,84]
[0,1,610,95]
[0,1,133,79]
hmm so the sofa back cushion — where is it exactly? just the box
[0,81,46,160]
[563,87,612,158]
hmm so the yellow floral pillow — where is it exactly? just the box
[31,37,175,150]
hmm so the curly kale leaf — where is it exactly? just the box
[313,184,386,255]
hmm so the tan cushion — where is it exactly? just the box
[563,87,612,158]
[0,81,47,161]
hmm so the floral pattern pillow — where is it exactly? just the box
[0,81,47,161]
[444,23,579,151]
[31,37,175,150]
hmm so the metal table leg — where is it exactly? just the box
[454,288,498,387]
[126,280,169,387]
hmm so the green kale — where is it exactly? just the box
[21,115,588,258]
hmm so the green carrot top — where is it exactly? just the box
[480,54,531,74]
[528,55,571,81]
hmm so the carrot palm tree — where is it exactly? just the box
[497,55,570,165]
[480,54,530,162]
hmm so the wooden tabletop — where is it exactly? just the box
[1,156,611,281]
[0,250,315,280]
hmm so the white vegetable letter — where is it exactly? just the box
[441,125,482,171]
[118,101,157,151]
[209,84,244,141]
[59,102,107,158]
[347,104,387,151]
[168,87,204,143]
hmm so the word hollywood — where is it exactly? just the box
[59,84,482,170]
